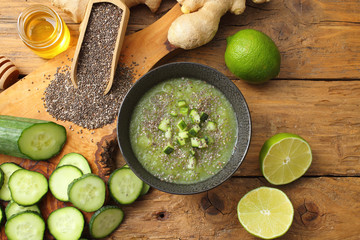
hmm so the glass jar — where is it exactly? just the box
[17,4,71,59]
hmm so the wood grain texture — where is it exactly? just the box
[85,177,359,239]
[1,0,360,79]
[1,0,360,239]
[0,6,182,239]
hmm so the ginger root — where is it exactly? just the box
[50,0,163,23]
[168,0,269,49]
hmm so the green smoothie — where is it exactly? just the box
[129,78,237,184]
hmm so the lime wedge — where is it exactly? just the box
[260,133,312,185]
[237,187,294,239]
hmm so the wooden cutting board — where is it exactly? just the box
[0,3,182,237]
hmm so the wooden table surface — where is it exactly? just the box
[1,0,360,239]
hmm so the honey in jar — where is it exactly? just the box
[17,5,71,59]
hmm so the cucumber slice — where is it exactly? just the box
[5,200,40,219]
[57,152,92,174]
[108,168,143,204]
[8,169,48,206]
[5,211,45,240]
[0,168,4,189]
[0,162,22,201]
[68,174,106,212]
[47,206,84,240]
[140,183,150,196]
[49,165,83,201]
[0,115,67,161]
[89,205,124,239]
[0,205,4,225]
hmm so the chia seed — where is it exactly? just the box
[44,3,134,129]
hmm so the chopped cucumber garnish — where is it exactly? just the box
[200,112,209,122]
[179,107,189,115]
[170,110,178,117]
[189,109,201,124]
[204,135,214,145]
[158,118,170,132]
[176,137,186,146]
[191,137,200,148]
[179,131,189,139]
[187,156,197,169]
[165,128,172,139]
[191,137,208,148]
[177,100,187,107]
[177,120,187,130]
[206,121,217,131]
[163,145,174,154]
[189,125,201,136]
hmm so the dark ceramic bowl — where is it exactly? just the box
[117,62,251,195]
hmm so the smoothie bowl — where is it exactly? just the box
[117,62,251,194]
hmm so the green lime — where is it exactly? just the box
[224,29,280,83]
[237,187,294,239]
[260,133,312,185]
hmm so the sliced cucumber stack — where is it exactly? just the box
[89,205,124,239]
[49,165,83,201]
[0,115,67,161]
[47,207,84,240]
[8,169,48,206]
[5,200,41,219]
[0,162,22,201]
[68,174,106,212]
[108,168,143,204]
[57,153,91,174]
[5,211,45,240]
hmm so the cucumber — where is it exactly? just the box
[5,211,45,240]
[5,200,41,219]
[0,162,22,201]
[108,168,143,204]
[57,152,92,174]
[0,205,4,225]
[47,206,84,240]
[0,115,67,161]
[89,205,124,239]
[140,183,150,196]
[68,174,106,212]
[8,169,48,206]
[0,168,4,189]
[49,165,83,201]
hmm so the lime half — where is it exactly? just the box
[237,187,294,239]
[260,133,312,185]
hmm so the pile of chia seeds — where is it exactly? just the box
[44,3,134,129]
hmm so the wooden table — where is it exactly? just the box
[1,0,360,239]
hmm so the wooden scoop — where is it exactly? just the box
[0,55,19,90]
[70,0,130,95]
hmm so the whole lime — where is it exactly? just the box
[224,29,281,83]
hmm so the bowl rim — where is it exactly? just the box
[117,62,251,195]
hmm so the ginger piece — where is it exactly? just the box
[123,0,162,12]
[50,0,163,23]
[51,0,89,23]
[168,0,269,49]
